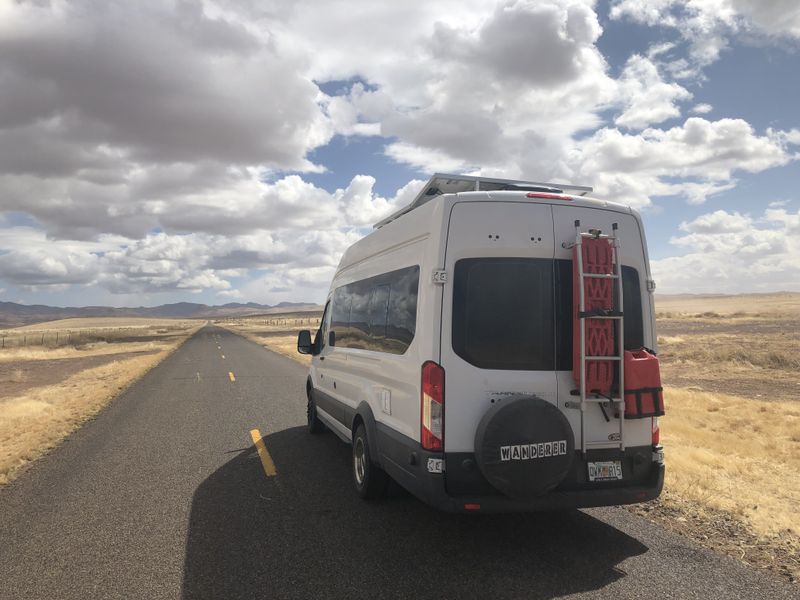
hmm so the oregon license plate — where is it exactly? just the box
[588,460,623,482]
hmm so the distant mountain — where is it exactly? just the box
[0,300,320,328]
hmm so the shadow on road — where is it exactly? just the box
[182,427,648,600]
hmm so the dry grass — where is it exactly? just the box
[0,320,201,485]
[0,339,179,363]
[216,312,321,366]
[644,293,800,582]
[1,318,199,351]
[9,317,196,331]
[656,291,800,317]
[660,387,799,536]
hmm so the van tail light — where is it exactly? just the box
[421,361,444,451]
[652,417,660,446]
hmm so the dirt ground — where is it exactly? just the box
[0,351,160,400]
[658,316,800,402]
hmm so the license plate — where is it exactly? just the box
[588,460,623,482]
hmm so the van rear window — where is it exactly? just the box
[452,258,555,370]
[452,258,644,371]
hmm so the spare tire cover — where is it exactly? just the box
[474,395,575,499]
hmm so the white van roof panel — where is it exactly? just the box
[374,173,593,228]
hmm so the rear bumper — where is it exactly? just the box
[421,461,664,514]
[376,424,664,514]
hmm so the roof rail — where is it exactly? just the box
[374,173,593,228]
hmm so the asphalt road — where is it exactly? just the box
[0,325,796,600]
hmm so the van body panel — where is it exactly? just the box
[440,201,558,453]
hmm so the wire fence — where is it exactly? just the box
[0,324,195,350]
[218,317,321,328]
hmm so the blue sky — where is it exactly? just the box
[0,0,798,307]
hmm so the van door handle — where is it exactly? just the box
[320,356,325,361]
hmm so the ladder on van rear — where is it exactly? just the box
[566,220,626,455]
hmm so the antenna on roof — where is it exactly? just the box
[374,173,592,228]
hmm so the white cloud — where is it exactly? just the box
[572,118,795,206]
[611,0,800,75]
[652,207,800,293]
[614,55,692,129]
[1,0,798,301]
[691,103,713,114]
[0,174,408,298]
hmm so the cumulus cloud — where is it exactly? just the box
[611,0,800,74]
[652,206,800,293]
[614,55,692,129]
[0,0,798,301]
[0,175,409,296]
[572,118,795,206]
[691,103,713,114]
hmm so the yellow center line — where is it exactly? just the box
[228,371,236,382]
[250,429,277,477]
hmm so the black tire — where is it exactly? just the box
[307,387,326,434]
[352,424,388,499]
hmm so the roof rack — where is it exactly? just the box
[374,173,593,228]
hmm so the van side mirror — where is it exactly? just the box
[297,330,313,354]
[329,331,336,347]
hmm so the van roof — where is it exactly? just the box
[374,173,593,228]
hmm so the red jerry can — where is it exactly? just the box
[623,349,665,419]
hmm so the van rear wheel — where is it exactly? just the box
[353,424,388,499]
[307,388,326,434]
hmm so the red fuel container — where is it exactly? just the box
[624,349,665,419]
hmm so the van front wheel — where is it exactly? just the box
[352,424,388,499]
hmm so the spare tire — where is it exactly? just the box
[474,395,575,499]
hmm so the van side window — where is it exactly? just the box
[621,266,644,350]
[452,258,554,371]
[330,265,420,355]
[331,286,352,346]
[347,280,371,349]
[368,285,390,339]
[316,300,331,351]
[386,266,419,351]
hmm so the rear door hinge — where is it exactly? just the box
[432,269,448,284]
[646,279,656,292]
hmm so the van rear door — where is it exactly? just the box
[439,201,557,453]
[551,204,652,449]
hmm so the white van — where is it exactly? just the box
[297,174,664,512]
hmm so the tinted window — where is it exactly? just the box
[621,266,644,350]
[453,258,554,370]
[331,286,351,345]
[329,266,420,354]
[346,280,371,349]
[315,301,330,351]
[386,266,419,351]
[368,285,389,338]
[554,259,573,370]
[452,259,645,371]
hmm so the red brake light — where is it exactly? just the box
[652,417,660,445]
[464,503,481,511]
[526,192,572,201]
[421,361,444,451]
